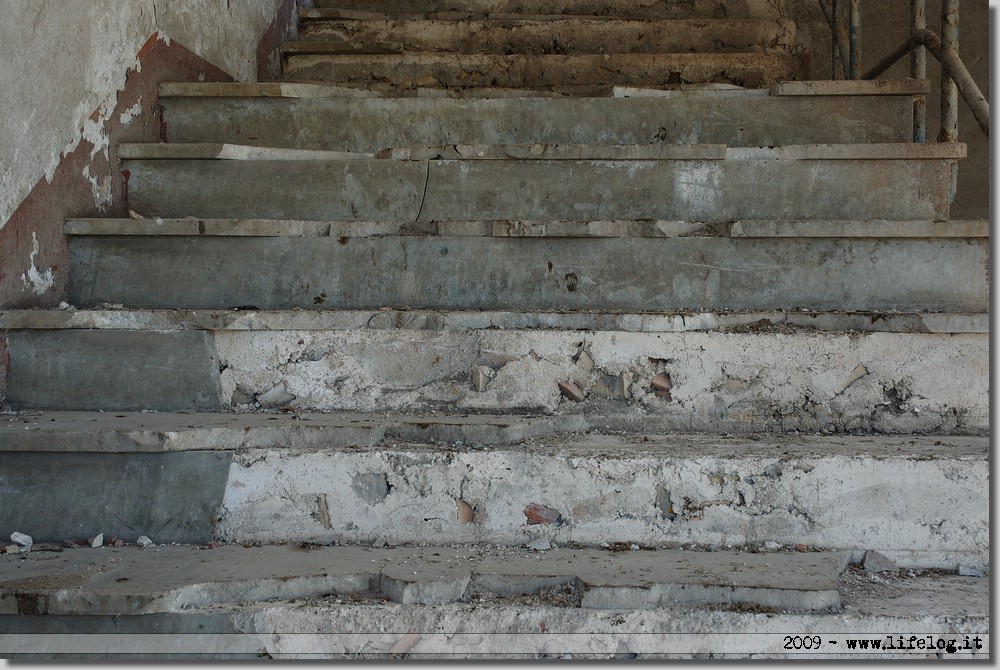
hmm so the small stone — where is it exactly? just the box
[136,535,154,548]
[526,538,551,551]
[372,538,387,549]
[257,383,296,408]
[600,542,610,548]
[471,366,494,392]
[89,533,104,548]
[524,503,562,525]
[616,371,635,400]
[763,541,782,551]
[10,531,32,548]
[863,550,897,573]
[795,543,810,552]
[958,564,984,577]
[128,209,144,219]
[574,350,594,374]
[630,543,640,551]
[557,381,585,402]
[111,537,125,548]
[651,373,672,392]
[456,499,475,523]
[4,544,26,554]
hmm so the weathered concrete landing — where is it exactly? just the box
[0,544,848,614]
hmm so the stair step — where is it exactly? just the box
[280,52,804,89]
[0,566,989,659]
[118,146,960,222]
[63,217,990,239]
[66,234,985,312]
[159,83,917,148]
[293,18,796,56]
[307,0,776,20]
[0,543,850,614]
[0,412,986,568]
[3,313,987,434]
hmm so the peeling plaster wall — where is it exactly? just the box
[0,0,294,308]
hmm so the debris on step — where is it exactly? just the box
[863,550,897,573]
[526,538,551,551]
[136,535,154,548]
[557,381,585,402]
[524,504,562,525]
[89,533,104,548]
[958,564,984,577]
[10,531,32,550]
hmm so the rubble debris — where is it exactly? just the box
[89,533,104,548]
[958,564,984,577]
[863,550,897,573]
[524,504,563,525]
[456,499,475,523]
[557,381,585,402]
[137,535,154,548]
[10,532,32,549]
[763,541,782,551]
[527,538,552,551]
[471,366,494,392]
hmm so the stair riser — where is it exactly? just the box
[310,0,770,20]
[161,96,915,149]
[121,158,955,222]
[296,18,796,55]
[6,330,988,435]
[217,444,986,569]
[282,53,802,88]
[68,237,987,312]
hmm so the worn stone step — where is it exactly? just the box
[118,146,961,222]
[308,0,776,20]
[159,83,917,148]
[293,18,796,55]
[0,564,990,660]
[63,217,990,239]
[66,232,985,312]
[2,314,987,434]
[0,413,987,568]
[280,52,804,89]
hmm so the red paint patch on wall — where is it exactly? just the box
[0,36,232,308]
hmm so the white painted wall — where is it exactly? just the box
[0,0,283,230]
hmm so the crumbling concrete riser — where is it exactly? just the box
[216,437,987,570]
[67,236,986,312]
[5,328,987,435]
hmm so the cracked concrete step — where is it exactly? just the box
[0,421,987,567]
[3,307,989,334]
[159,83,918,148]
[280,52,804,89]
[118,150,960,222]
[2,568,989,660]
[2,323,987,435]
[63,217,991,239]
[0,544,849,615]
[293,18,797,55]
[66,234,986,312]
[308,0,779,20]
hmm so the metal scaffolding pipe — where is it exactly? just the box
[940,0,959,143]
[849,0,862,78]
[818,0,849,78]
[911,0,927,142]
[863,29,988,139]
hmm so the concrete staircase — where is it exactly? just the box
[0,0,988,660]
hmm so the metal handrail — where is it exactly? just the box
[863,29,989,139]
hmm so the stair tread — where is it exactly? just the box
[0,543,855,614]
[62,217,990,239]
[2,307,988,334]
[118,141,967,161]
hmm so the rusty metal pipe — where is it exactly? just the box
[863,29,988,138]
[910,0,926,142]
[940,0,959,143]
[817,0,849,78]
[848,0,862,78]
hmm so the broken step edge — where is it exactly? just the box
[772,79,931,96]
[117,142,966,161]
[64,218,989,239]
[4,307,988,335]
[0,544,850,615]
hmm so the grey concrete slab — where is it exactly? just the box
[5,330,224,411]
[0,411,585,452]
[295,18,797,55]
[160,93,914,149]
[0,450,230,544]
[68,236,987,312]
[1,307,989,334]
[772,79,931,96]
[308,0,775,20]
[282,52,803,89]
[0,544,849,615]
[64,217,990,239]
[121,156,955,223]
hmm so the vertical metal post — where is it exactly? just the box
[910,0,927,142]
[941,0,959,202]
[831,0,841,79]
[849,0,861,79]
